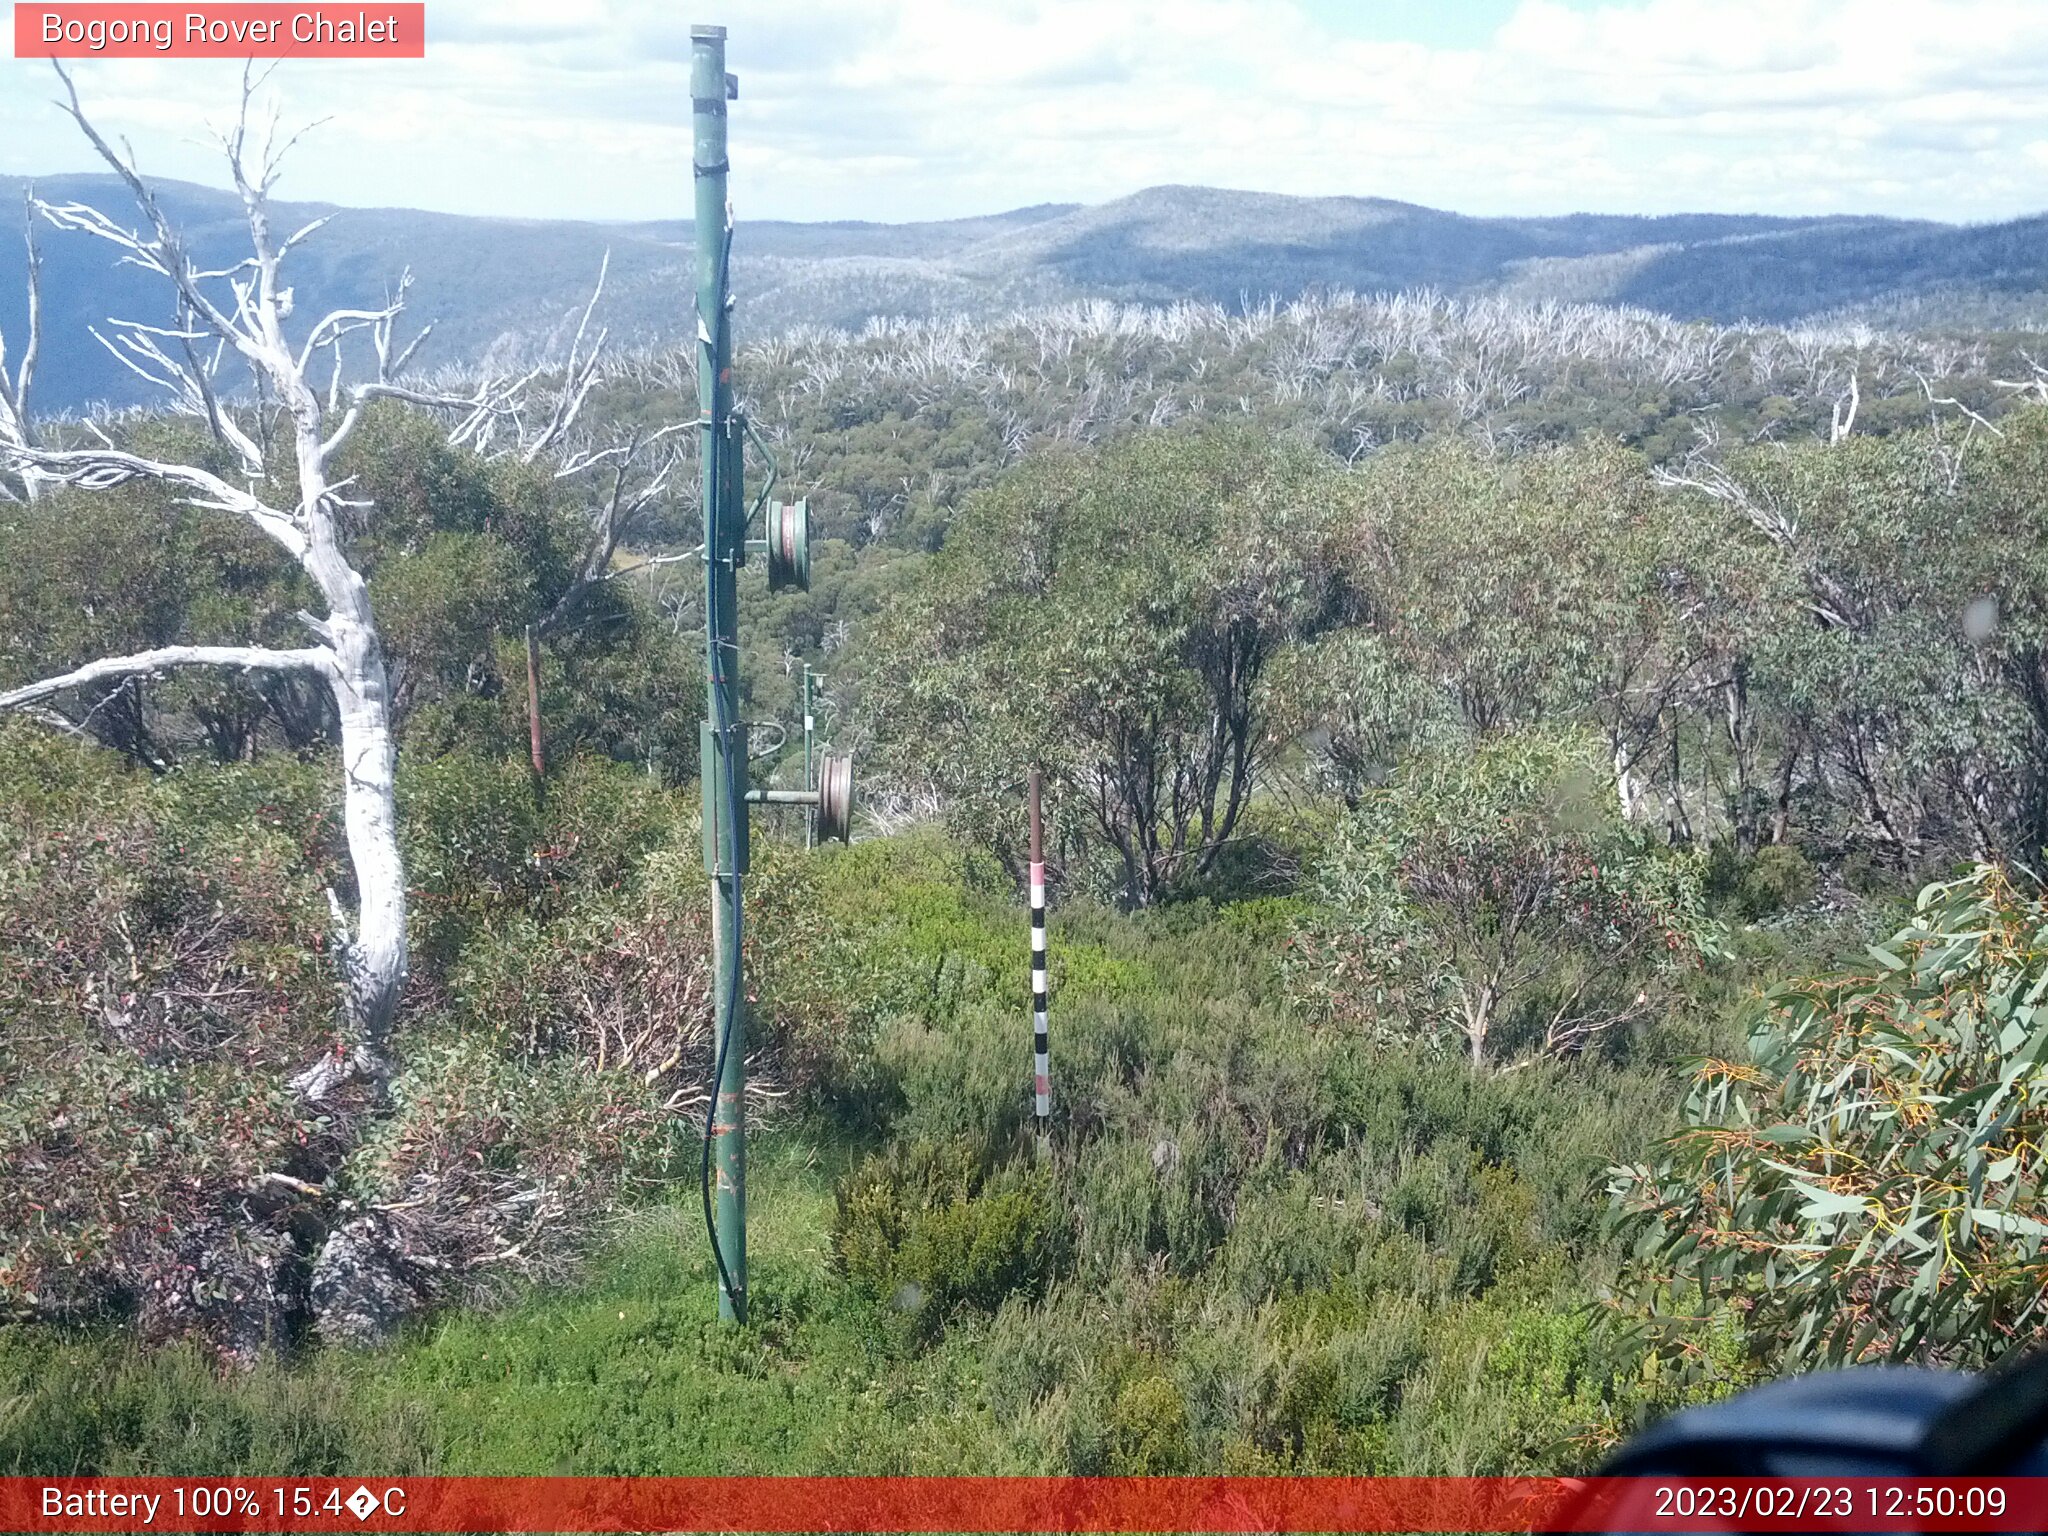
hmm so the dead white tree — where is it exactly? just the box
[0,68,535,1098]
[1993,349,2048,406]
[1912,367,2004,493]
[0,188,40,505]
[1829,369,1860,444]
[1652,430,1860,634]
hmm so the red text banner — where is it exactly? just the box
[5,1476,2048,1532]
[14,4,425,58]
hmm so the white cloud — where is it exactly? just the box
[0,0,2042,223]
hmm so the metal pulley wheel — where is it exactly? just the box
[766,498,811,593]
[815,752,854,844]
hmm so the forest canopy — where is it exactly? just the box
[6,238,2048,1472]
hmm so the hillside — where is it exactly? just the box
[0,175,684,415]
[1503,213,2048,323]
[3,174,2044,413]
[11,146,2048,1481]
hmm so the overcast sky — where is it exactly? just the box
[3,0,2046,226]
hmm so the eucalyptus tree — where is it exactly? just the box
[1333,438,1750,832]
[1296,729,1712,1071]
[865,428,1343,906]
[1613,864,2048,1374]
[1657,409,2048,865]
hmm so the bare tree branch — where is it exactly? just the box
[1652,453,1859,630]
[1913,368,2003,438]
[43,64,270,379]
[536,421,689,638]
[2,444,308,557]
[0,643,336,712]
[517,251,610,464]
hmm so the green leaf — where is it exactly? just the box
[1943,1081,2002,1119]
[1971,1209,2048,1237]
[1791,1181,1870,1220]
[1755,1125,1814,1146]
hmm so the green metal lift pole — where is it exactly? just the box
[692,22,746,1325]
[803,666,816,850]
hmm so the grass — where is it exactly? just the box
[0,1057,1666,1478]
[4,826,1822,1479]
[1,1130,1027,1477]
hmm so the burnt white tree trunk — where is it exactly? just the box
[299,520,409,1084]
[0,187,40,506]
[0,68,538,1093]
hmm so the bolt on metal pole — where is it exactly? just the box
[693,22,746,1325]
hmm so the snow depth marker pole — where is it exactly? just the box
[803,664,818,850]
[1029,769,1050,1134]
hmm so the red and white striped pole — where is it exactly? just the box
[1028,768,1050,1131]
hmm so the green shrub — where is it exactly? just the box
[1325,1300,1430,1424]
[0,731,343,1350]
[1177,805,1342,905]
[1069,1123,1237,1282]
[1385,1153,1539,1297]
[1705,841,1818,922]
[449,848,711,1069]
[345,1036,680,1292]
[831,1138,1065,1339]
[0,1331,433,1475]
[399,753,546,966]
[1294,729,1716,1070]
[1105,1373,1191,1472]
[1217,1175,1369,1302]
[1612,864,2048,1379]
[400,752,685,968]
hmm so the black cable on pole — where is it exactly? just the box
[699,216,745,1322]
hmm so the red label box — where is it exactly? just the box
[13,3,425,58]
[5,1476,2048,1533]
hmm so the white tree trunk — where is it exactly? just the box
[333,638,405,1035]
[311,549,407,1060]
[1,72,447,1096]
[3,68,621,1099]
[1613,737,1643,822]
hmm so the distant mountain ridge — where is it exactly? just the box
[3,175,2043,413]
